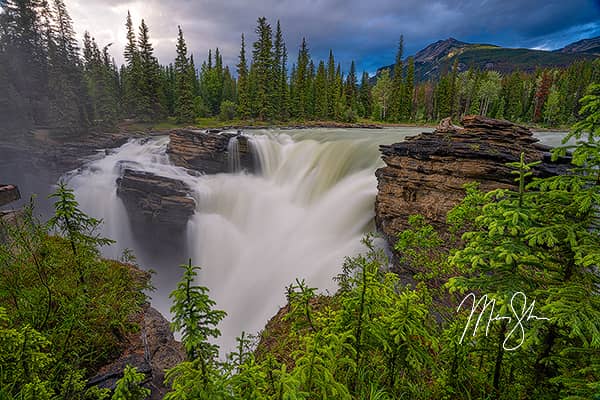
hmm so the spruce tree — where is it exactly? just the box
[47,0,89,132]
[221,66,236,103]
[236,34,251,119]
[344,60,358,113]
[122,11,141,118]
[326,49,336,119]
[292,37,310,119]
[136,19,164,121]
[314,60,328,120]
[390,35,404,121]
[279,43,290,120]
[82,33,118,127]
[0,0,50,131]
[334,62,344,120]
[401,56,415,120]
[358,71,372,118]
[251,17,275,120]
[174,26,195,123]
[273,20,285,119]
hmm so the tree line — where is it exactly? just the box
[1,1,599,136]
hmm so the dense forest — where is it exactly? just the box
[1,84,599,399]
[1,0,599,135]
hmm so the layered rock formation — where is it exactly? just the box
[375,115,569,245]
[116,169,196,233]
[167,129,255,173]
[89,303,185,399]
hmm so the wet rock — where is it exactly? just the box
[167,129,255,173]
[0,184,20,207]
[89,303,185,399]
[374,115,570,246]
[116,169,196,233]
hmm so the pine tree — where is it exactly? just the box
[326,49,336,119]
[221,66,236,103]
[273,20,285,119]
[435,73,451,119]
[390,35,404,121]
[314,60,328,120]
[401,56,415,120]
[251,17,275,120]
[169,260,226,376]
[46,0,89,132]
[121,11,141,118]
[334,62,345,120]
[292,37,310,119]
[533,70,552,122]
[82,32,118,127]
[279,43,290,120]
[136,19,164,121]
[174,26,195,123]
[0,0,50,131]
[358,71,372,118]
[344,60,358,112]
[236,34,251,119]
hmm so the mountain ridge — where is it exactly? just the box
[376,36,599,82]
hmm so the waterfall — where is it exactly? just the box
[66,127,427,352]
[227,136,241,173]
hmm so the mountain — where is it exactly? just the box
[558,36,600,55]
[375,36,598,82]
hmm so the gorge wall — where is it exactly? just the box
[374,115,569,247]
[167,129,255,173]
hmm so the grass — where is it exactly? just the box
[118,116,439,134]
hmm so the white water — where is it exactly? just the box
[65,126,483,351]
[64,127,570,351]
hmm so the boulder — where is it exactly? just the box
[167,129,255,173]
[374,115,570,247]
[0,184,20,207]
[116,169,196,233]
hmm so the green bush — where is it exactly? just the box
[218,100,237,121]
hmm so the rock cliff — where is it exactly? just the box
[116,169,196,234]
[89,303,185,399]
[374,115,569,246]
[167,129,255,173]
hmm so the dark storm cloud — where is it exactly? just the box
[65,0,600,74]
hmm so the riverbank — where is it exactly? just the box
[118,116,569,134]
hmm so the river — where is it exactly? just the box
[2,126,568,353]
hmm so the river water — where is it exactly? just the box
[58,127,567,352]
[64,127,423,350]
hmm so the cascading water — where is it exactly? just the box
[227,136,241,173]
[67,127,428,351]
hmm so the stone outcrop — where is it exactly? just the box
[0,185,22,241]
[375,115,570,245]
[0,184,20,207]
[167,129,255,173]
[116,169,196,233]
[89,303,185,399]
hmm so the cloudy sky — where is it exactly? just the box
[64,0,600,74]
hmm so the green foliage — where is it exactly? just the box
[169,259,226,364]
[219,100,237,121]
[48,182,114,284]
[111,365,150,400]
[372,69,392,121]
[0,185,148,398]
[173,26,196,124]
